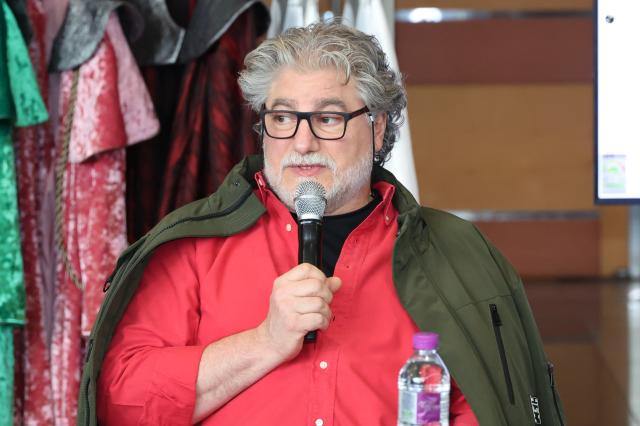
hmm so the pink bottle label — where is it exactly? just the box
[416,392,441,423]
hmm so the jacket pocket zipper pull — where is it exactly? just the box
[490,303,502,326]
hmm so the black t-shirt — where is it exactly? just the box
[292,191,382,277]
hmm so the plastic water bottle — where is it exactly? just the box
[398,332,451,426]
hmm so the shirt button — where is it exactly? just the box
[315,419,324,426]
[319,361,328,369]
[286,223,292,232]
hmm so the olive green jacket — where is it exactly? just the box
[77,155,566,426]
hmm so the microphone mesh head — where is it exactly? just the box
[294,181,327,220]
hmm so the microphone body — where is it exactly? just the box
[298,219,322,266]
[298,218,322,343]
[294,181,327,343]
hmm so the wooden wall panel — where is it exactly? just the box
[396,18,593,84]
[475,219,599,277]
[404,83,624,277]
[397,0,593,11]
[599,206,629,276]
[526,282,601,341]
[407,84,593,210]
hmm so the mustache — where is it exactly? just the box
[280,152,337,172]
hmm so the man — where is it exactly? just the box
[80,22,565,425]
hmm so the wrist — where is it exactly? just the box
[254,323,290,365]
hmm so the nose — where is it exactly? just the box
[292,117,320,155]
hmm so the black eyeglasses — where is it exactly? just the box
[258,106,371,140]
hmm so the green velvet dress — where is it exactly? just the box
[0,1,48,423]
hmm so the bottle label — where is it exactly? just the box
[399,390,441,423]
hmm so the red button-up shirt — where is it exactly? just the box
[98,173,478,425]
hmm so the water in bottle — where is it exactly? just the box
[398,332,451,426]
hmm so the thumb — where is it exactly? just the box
[327,276,342,293]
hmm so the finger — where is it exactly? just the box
[289,278,327,298]
[293,297,331,317]
[292,278,336,302]
[280,263,326,282]
[299,312,331,332]
[327,277,342,294]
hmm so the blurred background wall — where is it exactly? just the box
[394,0,627,279]
[313,2,636,424]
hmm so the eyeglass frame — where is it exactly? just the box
[257,106,372,140]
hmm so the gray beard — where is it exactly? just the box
[263,151,373,215]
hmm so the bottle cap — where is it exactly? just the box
[413,332,438,350]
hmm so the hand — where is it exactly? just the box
[256,263,342,362]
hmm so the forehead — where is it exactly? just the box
[266,66,363,110]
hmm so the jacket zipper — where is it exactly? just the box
[490,304,515,405]
[548,362,565,426]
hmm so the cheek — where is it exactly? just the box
[264,142,284,167]
[340,140,371,169]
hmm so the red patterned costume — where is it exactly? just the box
[14,8,158,424]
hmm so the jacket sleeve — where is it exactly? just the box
[97,238,207,426]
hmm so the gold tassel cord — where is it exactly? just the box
[54,69,83,290]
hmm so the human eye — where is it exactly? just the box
[275,113,292,123]
[315,113,343,127]
[268,112,295,126]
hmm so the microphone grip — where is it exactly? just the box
[298,220,322,265]
[298,219,322,343]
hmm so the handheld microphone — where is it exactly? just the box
[294,181,327,343]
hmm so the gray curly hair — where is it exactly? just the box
[238,21,407,165]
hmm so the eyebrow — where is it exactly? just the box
[268,97,349,111]
[315,98,348,111]
[269,98,296,109]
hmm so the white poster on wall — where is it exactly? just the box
[596,0,640,202]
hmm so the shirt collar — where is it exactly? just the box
[254,171,269,199]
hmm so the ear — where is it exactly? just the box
[373,112,387,153]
